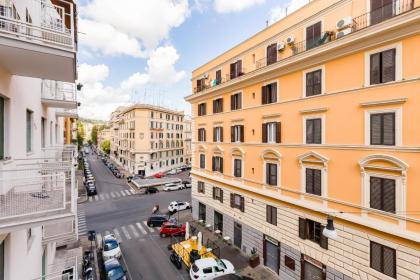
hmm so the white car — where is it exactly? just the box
[168,201,191,212]
[102,234,122,261]
[190,258,235,279]
[163,183,184,191]
[166,169,177,175]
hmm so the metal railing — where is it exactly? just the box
[193,0,416,94]
[41,80,77,103]
[0,0,75,49]
[56,108,78,118]
[33,256,79,280]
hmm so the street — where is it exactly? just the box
[79,153,192,279]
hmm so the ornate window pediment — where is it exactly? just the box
[298,151,328,168]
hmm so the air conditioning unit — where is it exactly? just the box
[203,73,209,79]
[336,16,352,30]
[277,42,285,51]
[286,36,295,45]
[335,27,352,39]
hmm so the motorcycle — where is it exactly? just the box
[169,252,182,269]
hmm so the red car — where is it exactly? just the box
[154,172,165,178]
[159,223,186,238]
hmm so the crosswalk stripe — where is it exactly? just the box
[113,228,122,242]
[125,190,131,195]
[94,196,99,201]
[121,226,131,240]
[120,191,126,196]
[129,189,135,194]
[89,197,93,202]
[136,223,147,235]
[143,221,154,232]
[104,193,110,199]
[110,192,116,198]
[129,224,139,238]
[115,192,121,198]
[99,194,104,200]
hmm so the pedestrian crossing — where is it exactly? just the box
[77,208,88,236]
[96,220,158,243]
[87,189,136,203]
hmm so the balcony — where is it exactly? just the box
[42,219,77,246]
[0,0,76,82]
[41,80,77,109]
[192,0,417,95]
[34,253,80,280]
[56,108,78,118]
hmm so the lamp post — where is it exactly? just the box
[322,216,338,240]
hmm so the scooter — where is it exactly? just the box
[170,252,182,269]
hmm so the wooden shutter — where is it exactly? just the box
[382,49,396,83]
[240,125,244,142]
[370,241,382,272]
[262,123,268,143]
[383,178,396,213]
[383,246,396,278]
[219,189,224,203]
[219,99,223,112]
[213,100,216,113]
[231,126,235,142]
[197,79,202,91]
[220,157,224,173]
[212,187,216,199]
[272,206,277,226]
[230,95,235,110]
[0,97,3,160]
[383,113,395,145]
[305,169,313,193]
[266,205,271,223]
[319,225,328,249]
[230,63,235,79]
[370,53,381,85]
[213,127,217,142]
[370,114,382,145]
[271,163,277,186]
[238,93,242,109]
[306,72,313,96]
[220,127,223,142]
[314,119,322,144]
[313,70,322,96]
[298,218,307,239]
[370,177,382,210]
[276,122,281,143]
[267,43,277,65]
[271,83,278,103]
[216,69,222,84]
[212,156,215,171]
[237,60,242,75]
[261,85,267,104]
[313,169,322,196]
[230,193,235,208]
[306,22,321,49]
[240,196,245,212]
[203,103,206,115]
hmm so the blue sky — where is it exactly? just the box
[76,0,307,120]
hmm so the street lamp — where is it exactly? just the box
[322,216,338,240]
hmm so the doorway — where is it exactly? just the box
[263,235,280,274]
[233,222,242,249]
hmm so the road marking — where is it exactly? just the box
[143,221,155,232]
[113,228,122,242]
[110,192,116,198]
[114,192,121,198]
[120,190,126,196]
[94,196,99,201]
[88,197,93,202]
[124,190,131,196]
[104,193,110,200]
[121,226,131,240]
[96,233,102,243]
[129,189,135,194]
[135,223,147,235]
[129,224,139,238]
[105,230,111,236]
[99,194,105,200]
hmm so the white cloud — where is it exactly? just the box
[269,0,309,24]
[79,0,190,57]
[213,0,264,13]
[77,64,109,84]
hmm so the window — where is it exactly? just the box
[26,110,33,153]
[370,0,395,25]
[231,92,242,110]
[306,21,322,50]
[370,49,396,85]
[306,118,322,144]
[215,69,222,85]
[370,113,395,145]
[266,205,277,226]
[262,82,277,104]
[370,241,396,278]
[298,218,328,249]
[231,125,244,143]
[196,77,206,92]
[212,156,223,173]
[212,187,223,203]
[213,127,223,142]
[213,98,223,114]
[230,193,244,212]
[266,163,278,186]
[198,128,206,142]
[262,122,281,143]
[305,168,322,196]
[305,69,322,96]
[0,97,4,160]
[198,103,206,116]
[370,177,395,213]
[266,43,277,65]
[200,154,205,169]
[233,159,242,178]
[230,60,242,79]
[198,181,205,193]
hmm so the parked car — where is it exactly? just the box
[166,169,178,175]
[154,172,165,178]
[183,181,192,188]
[102,234,122,261]
[144,186,159,194]
[114,172,123,178]
[190,258,235,280]
[168,201,190,213]
[146,214,169,227]
[163,183,184,192]
[159,222,186,237]
[86,183,97,196]
[104,258,126,280]
[214,274,254,280]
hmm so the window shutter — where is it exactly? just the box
[213,127,217,142]
[382,113,395,145]
[314,169,322,196]
[203,104,206,115]
[216,69,222,84]
[212,157,215,171]
[238,93,242,109]
[276,122,281,143]
[267,44,277,65]
[266,205,271,223]
[230,63,235,79]
[370,177,382,210]
[271,164,277,186]
[220,127,223,142]
[213,100,216,114]
[220,157,224,173]
[203,129,206,142]
[212,187,216,199]
[305,169,313,194]
[370,114,382,145]
[319,225,328,249]
[262,123,268,143]
[306,119,313,143]
[197,79,202,90]
[220,99,223,112]
[383,246,396,278]
[271,83,278,103]
[382,49,396,83]
[313,70,322,96]
[220,189,224,203]
[198,129,201,141]
[231,95,235,110]
[272,207,277,226]
[240,196,245,212]
[265,163,270,184]
[370,241,382,272]
[237,60,242,75]
[231,126,235,142]
[298,218,307,239]
[306,72,313,96]
[240,125,244,142]
[370,53,381,85]
[314,119,322,144]
[230,193,234,208]
[383,178,396,213]
[262,86,267,104]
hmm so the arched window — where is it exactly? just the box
[298,151,328,200]
[262,149,282,187]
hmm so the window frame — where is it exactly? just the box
[302,65,325,98]
[370,241,397,278]
[197,181,205,193]
[199,154,206,169]
[230,92,242,111]
[261,81,278,105]
[365,108,401,146]
[233,158,242,178]
[266,205,277,226]
[305,168,322,196]
[213,98,223,114]
[303,115,325,144]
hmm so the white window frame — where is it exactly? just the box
[263,159,280,187]
[232,157,244,178]
[300,165,328,202]
[264,40,280,65]
[214,126,222,142]
[302,114,325,144]
[199,153,205,169]
[364,107,402,146]
[231,91,243,111]
[302,65,326,98]
[262,79,280,104]
[266,122,277,144]
[364,42,402,87]
[233,125,241,143]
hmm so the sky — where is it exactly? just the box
[76,0,309,120]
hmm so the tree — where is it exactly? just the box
[76,121,85,149]
[91,125,98,145]
[101,139,111,155]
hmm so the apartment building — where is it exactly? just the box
[184,118,192,165]
[186,0,420,279]
[110,104,186,176]
[0,0,79,279]
[98,127,111,151]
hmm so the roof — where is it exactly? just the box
[104,258,121,271]
[194,258,218,267]
[120,103,184,116]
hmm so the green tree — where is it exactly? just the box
[101,139,111,155]
[76,121,85,149]
[91,125,98,145]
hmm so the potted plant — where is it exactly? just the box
[249,247,260,268]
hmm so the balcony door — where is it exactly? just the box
[371,0,394,25]
[306,21,321,50]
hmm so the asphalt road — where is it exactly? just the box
[80,151,192,280]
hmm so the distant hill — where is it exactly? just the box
[79,118,107,125]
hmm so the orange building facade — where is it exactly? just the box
[186,0,420,279]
